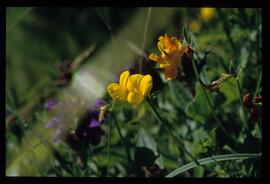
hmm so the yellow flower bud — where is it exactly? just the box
[200,8,216,22]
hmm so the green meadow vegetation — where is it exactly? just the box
[6,7,261,177]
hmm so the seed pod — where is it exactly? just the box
[185,45,195,58]
[254,96,262,103]
[243,93,254,110]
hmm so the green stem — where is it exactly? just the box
[191,58,230,138]
[146,98,200,166]
[210,155,234,177]
[88,144,102,176]
[217,9,237,57]
[236,78,249,130]
[139,7,152,73]
[107,112,112,171]
[166,153,261,177]
[111,113,133,165]
[254,69,262,97]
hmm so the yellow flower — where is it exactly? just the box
[107,71,130,101]
[127,74,153,107]
[149,34,188,80]
[107,71,153,107]
[189,20,201,33]
[200,8,216,22]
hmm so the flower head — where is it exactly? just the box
[107,71,153,107]
[126,74,153,107]
[67,99,108,147]
[107,71,130,101]
[76,109,105,145]
[200,8,216,22]
[149,34,188,80]
[189,20,201,33]
[44,99,61,109]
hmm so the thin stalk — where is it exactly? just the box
[191,58,230,138]
[166,153,261,177]
[168,81,180,108]
[210,155,234,177]
[107,112,112,171]
[111,113,133,165]
[254,69,262,97]
[139,7,152,73]
[88,144,102,176]
[7,7,34,34]
[146,98,200,166]
[217,9,237,57]
[236,78,249,130]
[49,159,62,177]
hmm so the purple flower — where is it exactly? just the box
[53,128,65,144]
[73,100,109,146]
[89,118,101,128]
[44,99,60,109]
[95,99,106,106]
[45,116,60,128]
[88,110,101,128]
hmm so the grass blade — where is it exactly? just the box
[165,153,261,177]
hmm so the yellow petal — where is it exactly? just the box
[127,90,145,107]
[158,42,165,54]
[174,38,182,50]
[119,71,130,88]
[127,74,143,91]
[139,75,153,96]
[107,83,128,101]
[149,53,168,64]
[179,45,188,55]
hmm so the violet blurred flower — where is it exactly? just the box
[45,115,65,144]
[44,98,66,144]
[89,119,101,128]
[95,99,107,106]
[74,99,109,146]
[53,128,64,144]
[44,116,60,128]
[44,99,60,109]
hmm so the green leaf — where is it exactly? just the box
[166,153,261,177]
[137,128,158,155]
[251,124,261,140]
[135,147,157,168]
[136,128,163,168]
[183,24,191,44]
[199,128,216,154]
[185,83,213,123]
[170,80,193,111]
[218,79,239,106]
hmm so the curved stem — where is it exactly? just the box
[166,153,261,177]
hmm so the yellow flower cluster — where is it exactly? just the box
[107,34,190,107]
[149,34,188,80]
[107,71,153,107]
